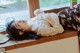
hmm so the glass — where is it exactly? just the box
[0,0,29,32]
[39,0,70,10]
[78,0,80,3]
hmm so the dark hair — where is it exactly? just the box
[6,21,42,41]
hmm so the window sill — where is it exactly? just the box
[0,29,77,51]
[0,31,6,34]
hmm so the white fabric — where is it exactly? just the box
[28,12,64,36]
[34,9,44,16]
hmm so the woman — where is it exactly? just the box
[6,9,64,40]
[6,21,42,40]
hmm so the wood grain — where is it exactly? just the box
[4,29,77,51]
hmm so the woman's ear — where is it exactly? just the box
[19,31,24,35]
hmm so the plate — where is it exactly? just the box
[0,34,10,44]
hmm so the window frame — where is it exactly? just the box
[28,0,77,18]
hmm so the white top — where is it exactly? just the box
[28,13,64,36]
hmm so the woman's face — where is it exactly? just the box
[11,20,31,35]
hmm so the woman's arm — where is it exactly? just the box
[37,25,64,36]
[37,13,64,36]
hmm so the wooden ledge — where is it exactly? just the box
[1,29,77,51]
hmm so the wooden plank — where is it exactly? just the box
[4,29,77,51]
[44,7,67,13]
[28,0,40,18]
[71,0,77,6]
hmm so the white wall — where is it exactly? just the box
[6,36,79,53]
